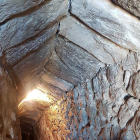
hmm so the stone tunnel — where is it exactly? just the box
[0,0,140,139]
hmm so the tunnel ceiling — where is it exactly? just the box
[0,0,140,134]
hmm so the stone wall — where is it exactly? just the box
[17,0,140,139]
[34,57,140,139]
[0,66,21,140]
[33,1,140,139]
[1,0,140,139]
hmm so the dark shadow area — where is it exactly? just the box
[21,131,34,140]
[21,123,35,140]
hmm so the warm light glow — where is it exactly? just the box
[26,89,50,101]
[18,89,50,107]
[52,104,58,111]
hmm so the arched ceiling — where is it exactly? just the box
[0,0,140,134]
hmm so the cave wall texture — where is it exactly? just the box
[0,67,21,140]
[0,0,140,140]
[34,66,140,140]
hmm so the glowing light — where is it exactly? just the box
[52,104,58,111]
[18,89,50,107]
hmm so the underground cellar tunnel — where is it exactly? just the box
[0,0,140,139]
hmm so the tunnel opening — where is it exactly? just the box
[20,122,35,140]
[19,89,51,140]
[21,131,34,140]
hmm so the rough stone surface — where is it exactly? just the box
[112,0,140,18]
[0,0,68,51]
[37,78,66,100]
[127,71,140,99]
[0,0,46,23]
[42,71,74,92]
[0,0,140,139]
[34,75,140,139]
[45,51,83,85]
[13,37,55,102]
[5,24,58,67]
[19,100,50,133]
[34,103,70,140]
[122,52,138,73]
[59,17,129,64]
[56,36,104,80]
[0,67,20,140]
[71,0,140,52]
